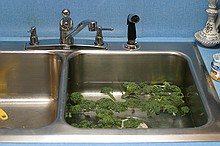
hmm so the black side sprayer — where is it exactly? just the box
[125,14,140,50]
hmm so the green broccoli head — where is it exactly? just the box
[100,87,116,101]
[69,92,83,105]
[97,115,121,128]
[122,117,144,128]
[100,87,113,94]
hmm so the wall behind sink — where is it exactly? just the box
[0,0,209,38]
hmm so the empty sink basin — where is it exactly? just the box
[0,51,62,128]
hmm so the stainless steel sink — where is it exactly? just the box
[0,51,62,128]
[0,42,219,143]
[67,50,207,128]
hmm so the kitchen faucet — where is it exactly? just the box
[60,9,97,45]
[27,9,113,49]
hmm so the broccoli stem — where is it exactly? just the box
[100,87,116,101]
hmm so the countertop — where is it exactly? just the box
[198,45,220,97]
[0,37,219,146]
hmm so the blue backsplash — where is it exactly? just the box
[0,0,208,38]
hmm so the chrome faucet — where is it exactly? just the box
[60,9,97,45]
[195,0,220,47]
[27,9,113,49]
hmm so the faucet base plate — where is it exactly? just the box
[123,43,140,51]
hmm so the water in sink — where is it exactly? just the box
[65,82,202,129]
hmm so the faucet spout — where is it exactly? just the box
[65,20,97,40]
[59,9,97,45]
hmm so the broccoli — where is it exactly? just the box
[122,117,144,128]
[100,87,116,101]
[96,108,114,118]
[141,99,161,117]
[80,99,96,112]
[124,98,142,108]
[121,82,142,98]
[96,98,128,113]
[72,120,97,128]
[114,101,128,112]
[163,105,178,116]
[66,82,190,129]
[69,92,83,105]
[96,98,117,110]
[181,106,190,115]
[140,83,154,94]
[97,115,121,128]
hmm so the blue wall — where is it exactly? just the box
[0,0,208,38]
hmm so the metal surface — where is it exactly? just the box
[25,39,109,50]
[59,9,112,46]
[95,26,113,46]
[0,52,62,128]
[64,20,97,43]
[0,42,219,143]
[67,51,206,129]
[60,11,97,45]
[59,9,73,44]
[28,26,39,46]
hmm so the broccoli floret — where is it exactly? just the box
[114,101,128,112]
[121,82,142,98]
[72,120,97,128]
[96,108,114,118]
[162,105,178,116]
[69,92,83,105]
[140,83,154,94]
[167,94,185,107]
[96,98,117,110]
[181,106,190,115]
[124,98,142,108]
[141,99,161,117]
[65,104,82,118]
[70,105,81,114]
[97,99,128,113]
[97,115,121,128]
[123,117,144,128]
[80,99,96,112]
[100,87,116,101]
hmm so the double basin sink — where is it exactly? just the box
[0,41,219,142]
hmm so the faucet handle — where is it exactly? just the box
[62,9,70,18]
[28,26,39,45]
[96,26,114,35]
[60,9,73,31]
[101,28,114,31]
[95,26,113,46]
[28,26,37,34]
